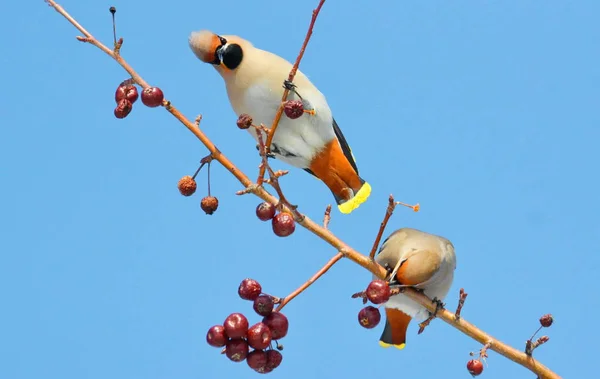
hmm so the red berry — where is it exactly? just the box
[366,279,392,305]
[247,322,272,350]
[467,359,484,376]
[247,349,268,371]
[262,312,288,340]
[141,86,164,107]
[115,84,139,104]
[283,100,304,119]
[177,175,197,196]
[539,314,553,327]
[114,98,133,119]
[238,278,262,301]
[253,295,274,317]
[223,313,249,339]
[200,196,219,215]
[256,202,276,221]
[236,113,253,130]
[266,349,283,370]
[358,306,381,329]
[225,338,249,362]
[272,212,295,237]
[206,325,228,348]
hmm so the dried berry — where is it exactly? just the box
[467,359,484,376]
[366,279,392,305]
[358,306,381,329]
[238,278,262,301]
[177,175,197,196]
[256,202,276,221]
[283,100,304,119]
[253,295,274,317]
[114,98,133,119]
[223,313,249,339]
[272,212,295,237]
[247,349,268,371]
[206,325,228,348]
[141,86,164,107]
[225,338,249,362]
[539,314,553,328]
[236,113,253,130]
[247,322,272,350]
[200,196,219,215]
[265,349,283,370]
[262,312,289,340]
[115,83,139,104]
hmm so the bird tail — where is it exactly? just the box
[379,308,411,350]
[335,180,371,214]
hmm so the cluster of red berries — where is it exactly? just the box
[177,176,219,215]
[113,80,164,119]
[357,279,392,329]
[256,202,295,237]
[206,279,288,373]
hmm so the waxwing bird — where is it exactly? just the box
[374,227,456,349]
[188,30,371,214]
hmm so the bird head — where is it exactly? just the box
[188,30,247,72]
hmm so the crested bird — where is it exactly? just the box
[374,227,456,349]
[188,30,371,214]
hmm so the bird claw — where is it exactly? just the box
[431,297,445,317]
[283,79,296,91]
[255,144,276,159]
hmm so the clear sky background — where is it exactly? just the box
[1,1,598,378]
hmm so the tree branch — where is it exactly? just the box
[44,1,561,378]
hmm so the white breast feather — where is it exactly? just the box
[230,80,336,169]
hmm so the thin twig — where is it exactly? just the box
[323,205,332,229]
[261,0,326,182]
[369,195,397,260]
[45,2,561,378]
[455,288,468,321]
[275,251,343,312]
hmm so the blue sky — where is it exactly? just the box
[1,1,598,378]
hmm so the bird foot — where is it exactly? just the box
[255,144,276,159]
[283,79,296,91]
[417,298,445,335]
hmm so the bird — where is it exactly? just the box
[188,30,371,214]
[373,227,456,349]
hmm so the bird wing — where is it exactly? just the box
[332,118,359,174]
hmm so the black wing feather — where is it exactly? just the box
[332,117,359,174]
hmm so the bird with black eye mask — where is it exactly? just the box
[189,30,371,214]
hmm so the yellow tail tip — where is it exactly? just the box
[379,341,406,350]
[337,182,372,214]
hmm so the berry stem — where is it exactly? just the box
[109,6,117,48]
[323,204,332,229]
[368,195,397,261]
[275,251,343,312]
[207,160,212,196]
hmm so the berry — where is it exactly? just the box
[114,98,133,119]
[262,312,289,340]
[236,113,253,130]
[141,86,164,107]
[272,212,295,237]
[247,349,268,371]
[358,306,381,329]
[200,196,219,215]
[253,295,275,317]
[115,83,139,104]
[366,279,392,305]
[247,322,272,350]
[225,338,249,362]
[266,349,283,370]
[467,359,484,376]
[256,202,276,221]
[283,100,304,119]
[238,278,262,301]
[540,314,553,327]
[177,175,197,196]
[223,313,249,339]
[206,325,228,348]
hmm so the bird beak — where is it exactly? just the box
[188,30,227,65]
